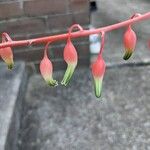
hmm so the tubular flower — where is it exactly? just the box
[0,33,14,69]
[123,25,137,60]
[91,56,106,98]
[61,38,78,86]
[40,43,58,86]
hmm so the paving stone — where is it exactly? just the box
[0,62,27,150]
[20,66,150,150]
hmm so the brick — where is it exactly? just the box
[0,2,23,20]
[14,48,43,62]
[72,12,90,25]
[76,42,90,57]
[24,0,67,16]
[47,12,90,31]
[0,18,46,36]
[69,0,89,13]
[48,14,72,30]
[11,34,29,41]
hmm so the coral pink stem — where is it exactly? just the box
[44,41,51,57]
[68,24,83,41]
[0,12,150,49]
[2,33,12,42]
[68,24,83,35]
[98,32,105,58]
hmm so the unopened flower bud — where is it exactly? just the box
[61,38,78,86]
[40,48,58,86]
[91,56,106,98]
[123,26,137,60]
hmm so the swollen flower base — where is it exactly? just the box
[40,43,58,86]
[123,25,137,60]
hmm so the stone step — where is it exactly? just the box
[19,66,150,150]
[0,62,27,150]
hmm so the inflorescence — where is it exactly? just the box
[0,12,150,98]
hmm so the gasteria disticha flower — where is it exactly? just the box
[91,56,106,98]
[0,33,14,69]
[40,43,58,86]
[61,37,78,86]
[123,25,137,60]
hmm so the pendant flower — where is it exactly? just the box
[0,33,14,69]
[40,42,58,86]
[61,24,83,86]
[91,56,106,98]
[61,38,77,86]
[123,25,137,60]
[91,32,106,98]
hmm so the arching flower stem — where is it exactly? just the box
[98,31,105,59]
[0,12,149,49]
[44,41,52,58]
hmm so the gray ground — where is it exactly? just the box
[0,63,26,150]
[20,66,150,150]
[19,1,150,150]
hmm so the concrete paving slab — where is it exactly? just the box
[0,62,26,150]
[20,66,150,150]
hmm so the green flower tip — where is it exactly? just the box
[46,79,58,87]
[123,51,133,60]
[7,62,14,70]
[61,64,76,86]
[93,78,103,98]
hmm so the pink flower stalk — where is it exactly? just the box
[91,56,106,98]
[61,37,78,86]
[40,43,58,86]
[123,25,137,60]
[0,33,14,69]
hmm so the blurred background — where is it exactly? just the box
[0,0,90,70]
[0,0,150,150]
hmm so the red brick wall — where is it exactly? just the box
[0,0,90,70]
